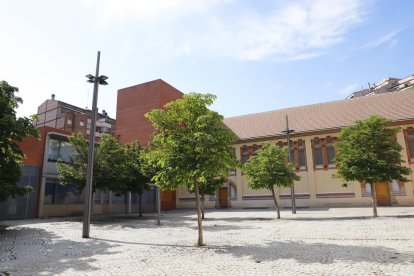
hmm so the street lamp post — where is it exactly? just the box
[82,51,108,238]
[281,115,296,214]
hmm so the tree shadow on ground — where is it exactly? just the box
[213,240,414,265]
[199,217,274,222]
[96,215,261,233]
[0,226,116,275]
[94,214,195,230]
[193,223,260,232]
[92,237,200,248]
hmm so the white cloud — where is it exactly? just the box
[83,0,368,62]
[363,29,401,49]
[286,52,325,61]
[230,0,367,60]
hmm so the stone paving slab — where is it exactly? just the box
[1,207,414,275]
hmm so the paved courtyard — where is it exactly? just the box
[1,207,414,275]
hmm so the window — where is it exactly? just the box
[79,121,85,127]
[240,144,261,164]
[312,139,324,169]
[297,141,307,169]
[365,183,372,194]
[404,128,414,162]
[48,139,73,163]
[391,180,400,192]
[312,136,337,169]
[131,190,156,204]
[112,193,125,204]
[94,191,102,204]
[390,179,406,195]
[44,178,84,204]
[103,191,110,204]
[278,140,307,170]
[229,148,237,175]
[326,138,336,168]
[67,119,72,125]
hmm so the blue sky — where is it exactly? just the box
[1,0,413,119]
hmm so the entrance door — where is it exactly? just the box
[219,187,228,208]
[375,182,391,206]
[161,190,176,211]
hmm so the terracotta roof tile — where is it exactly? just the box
[223,89,414,141]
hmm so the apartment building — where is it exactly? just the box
[35,94,116,137]
[347,74,414,99]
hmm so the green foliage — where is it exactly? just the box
[334,115,411,184]
[57,133,126,193]
[56,133,88,192]
[145,93,237,190]
[57,133,151,202]
[145,93,236,244]
[113,141,151,196]
[243,143,300,190]
[187,176,225,197]
[0,81,39,201]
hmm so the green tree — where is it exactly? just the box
[0,81,39,201]
[243,143,300,219]
[188,176,225,219]
[145,93,236,246]
[334,115,411,217]
[113,141,151,217]
[57,133,125,194]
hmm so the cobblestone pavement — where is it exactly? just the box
[1,207,414,275]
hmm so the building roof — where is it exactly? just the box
[223,88,414,142]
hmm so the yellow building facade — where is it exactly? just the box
[177,89,414,209]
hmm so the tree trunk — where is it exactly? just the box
[201,194,205,219]
[157,187,161,226]
[139,192,143,217]
[371,183,378,217]
[270,186,280,219]
[194,182,204,246]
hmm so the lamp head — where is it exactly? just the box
[98,75,109,85]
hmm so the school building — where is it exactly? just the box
[177,88,414,209]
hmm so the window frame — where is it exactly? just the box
[240,144,261,164]
[277,139,307,171]
[404,127,414,163]
[47,138,73,163]
[312,136,337,170]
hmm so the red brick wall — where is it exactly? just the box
[116,80,183,210]
[116,79,183,146]
[18,136,44,166]
[17,127,73,166]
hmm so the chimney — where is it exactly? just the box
[51,94,55,100]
